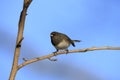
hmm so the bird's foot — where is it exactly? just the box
[65,49,69,54]
[53,51,58,56]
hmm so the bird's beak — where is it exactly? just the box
[50,34,53,37]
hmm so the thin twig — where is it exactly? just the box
[48,58,57,61]
[18,46,120,69]
[23,58,28,61]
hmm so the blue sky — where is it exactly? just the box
[0,0,120,80]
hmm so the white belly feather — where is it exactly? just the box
[56,39,70,49]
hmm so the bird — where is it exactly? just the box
[50,31,80,54]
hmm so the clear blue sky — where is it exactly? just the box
[0,0,120,80]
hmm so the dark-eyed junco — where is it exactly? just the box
[50,31,80,53]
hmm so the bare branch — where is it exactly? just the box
[18,46,120,69]
[9,0,32,80]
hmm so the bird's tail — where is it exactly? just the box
[72,40,81,42]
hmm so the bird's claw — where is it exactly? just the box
[53,51,58,56]
[65,49,69,54]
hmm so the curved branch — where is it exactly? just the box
[18,46,120,69]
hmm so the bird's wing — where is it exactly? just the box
[63,34,75,47]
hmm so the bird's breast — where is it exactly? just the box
[56,39,70,49]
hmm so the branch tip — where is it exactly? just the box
[24,0,32,8]
[48,58,57,61]
[23,58,28,61]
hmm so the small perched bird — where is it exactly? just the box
[50,31,80,53]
